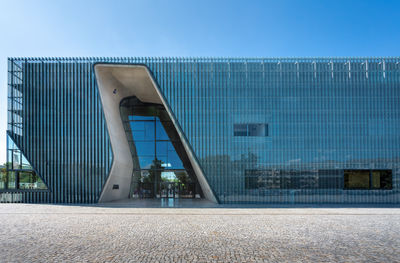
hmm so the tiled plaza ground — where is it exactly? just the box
[0,203,400,262]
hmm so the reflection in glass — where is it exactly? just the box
[19,171,47,190]
[372,170,392,190]
[344,170,370,189]
[120,97,201,199]
[9,57,399,204]
[7,171,16,189]
[5,134,48,191]
[156,121,169,140]
[135,141,155,156]
[0,166,6,189]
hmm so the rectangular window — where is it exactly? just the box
[234,123,268,137]
[344,170,392,190]
[344,170,370,189]
[371,170,392,190]
[233,124,248,136]
[248,124,268,136]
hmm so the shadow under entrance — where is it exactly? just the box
[120,97,203,200]
[138,181,197,199]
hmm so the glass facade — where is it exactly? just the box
[120,97,200,199]
[3,134,47,191]
[4,57,400,204]
[5,58,112,203]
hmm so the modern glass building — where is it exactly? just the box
[1,57,399,204]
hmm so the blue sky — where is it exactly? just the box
[1,0,400,163]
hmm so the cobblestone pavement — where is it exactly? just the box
[0,204,400,262]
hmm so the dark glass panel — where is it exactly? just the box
[245,169,343,190]
[233,124,247,136]
[344,170,370,189]
[318,170,342,189]
[248,124,268,136]
[371,171,381,189]
[372,170,392,190]
[245,176,258,189]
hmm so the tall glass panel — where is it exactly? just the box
[120,97,201,199]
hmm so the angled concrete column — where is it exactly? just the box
[95,64,217,203]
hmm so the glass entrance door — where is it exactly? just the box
[160,182,176,198]
[159,171,196,199]
[120,97,202,199]
[134,170,196,199]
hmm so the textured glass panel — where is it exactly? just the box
[6,58,112,203]
[5,57,400,204]
[344,170,370,189]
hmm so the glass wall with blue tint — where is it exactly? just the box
[5,58,113,203]
[6,57,400,204]
[129,117,184,169]
[142,57,400,204]
[4,134,47,190]
[120,97,200,199]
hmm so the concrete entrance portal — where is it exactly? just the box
[95,64,217,203]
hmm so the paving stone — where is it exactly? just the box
[0,204,399,262]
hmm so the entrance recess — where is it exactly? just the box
[95,64,217,203]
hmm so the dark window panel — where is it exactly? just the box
[233,124,247,136]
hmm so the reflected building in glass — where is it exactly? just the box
[2,57,400,204]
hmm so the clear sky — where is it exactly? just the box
[1,0,400,164]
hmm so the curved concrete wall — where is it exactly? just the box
[95,64,217,203]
